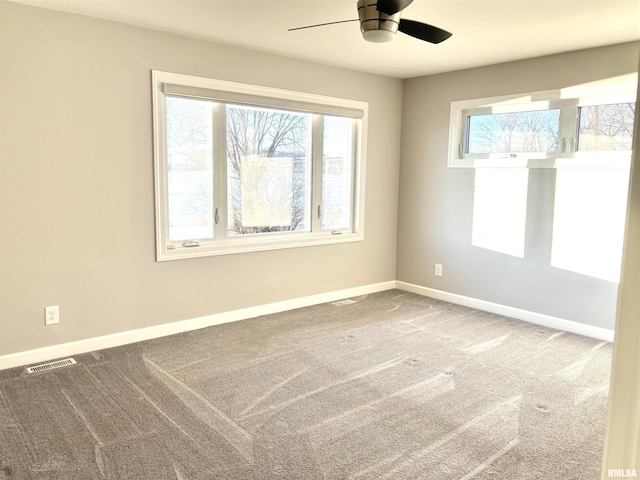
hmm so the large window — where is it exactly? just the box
[153,71,367,261]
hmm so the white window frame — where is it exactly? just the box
[448,88,636,169]
[152,71,368,261]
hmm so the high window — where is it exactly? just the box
[153,71,367,261]
[449,89,635,168]
[448,80,636,281]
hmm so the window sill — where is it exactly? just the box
[449,154,631,169]
[156,232,364,261]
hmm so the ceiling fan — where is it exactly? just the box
[288,0,452,44]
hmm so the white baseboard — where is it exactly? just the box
[0,281,396,371]
[396,281,615,342]
[1,279,615,371]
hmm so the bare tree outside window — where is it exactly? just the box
[322,116,354,230]
[467,109,560,155]
[226,105,311,236]
[577,102,635,151]
[166,97,214,241]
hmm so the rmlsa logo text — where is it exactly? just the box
[608,469,638,478]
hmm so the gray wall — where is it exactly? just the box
[0,2,403,356]
[2,1,637,359]
[397,42,640,330]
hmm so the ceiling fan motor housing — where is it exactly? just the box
[357,0,401,43]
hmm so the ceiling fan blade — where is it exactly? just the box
[288,19,358,32]
[398,18,452,43]
[376,0,414,15]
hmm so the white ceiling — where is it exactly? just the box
[9,0,640,79]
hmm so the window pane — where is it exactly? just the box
[322,116,354,230]
[467,109,560,155]
[577,103,635,151]
[226,105,311,236]
[166,97,214,242]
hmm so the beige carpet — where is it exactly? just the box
[0,290,611,479]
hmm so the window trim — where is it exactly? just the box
[448,88,636,168]
[152,70,368,261]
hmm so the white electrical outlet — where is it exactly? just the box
[45,306,59,325]
[435,264,443,277]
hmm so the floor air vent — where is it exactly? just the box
[26,357,77,374]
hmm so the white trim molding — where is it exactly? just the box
[601,72,640,476]
[1,280,616,372]
[396,281,615,342]
[0,281,395,371]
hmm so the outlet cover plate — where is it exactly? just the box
[45,306,59,325]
